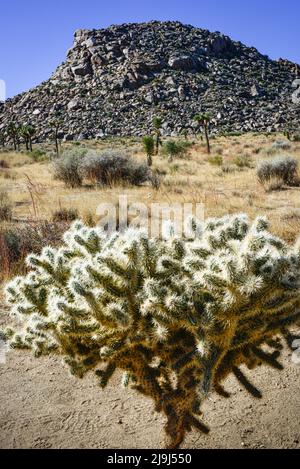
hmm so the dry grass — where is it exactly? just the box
[1,132,300,250]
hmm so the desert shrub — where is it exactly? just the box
[53,147,88,187]
[2,171,16,180]
[0,221,67,279]
[221,164,236,174]
[170,164,180,174]
[274,140,292,150]
[79,150,150,186]
[3,215,300,448]
[265,140,291,155]
[176,140,192,155]
[293,134,300,142]
[257,155,298,189]
[0,160,9,169]
[162,140,190,162]
[28,148,47,162]
[52,208,79,223]
[0,191,13,221]
[208,155,223,166]
[214,146,223,155]
[234,154,252,168]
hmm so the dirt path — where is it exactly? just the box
[0,308,300,449]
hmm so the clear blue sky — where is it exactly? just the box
[1,0,299,98]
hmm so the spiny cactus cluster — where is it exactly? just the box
[3,214,300,448]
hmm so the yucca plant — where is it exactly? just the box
[7,122,19,151]
[153,117,163,155]
[181,129,189,141]
[2,214,300,448]
[26,124,36,152]
[194,113,211,154]
[50,117,63,157]
[142,136,155,167]
[163,140,180,163]
[20,124,36,152]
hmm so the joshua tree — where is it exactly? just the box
[142,135,155,167]
[194,113,211,154]
[284,129,292,141]
[182,129,189,140]
[20,125,30,151]
[163,140,181,163]
[50,117,63,157]
[153,116,163,155]
[26,124,36,152]
[7,122,19,151]
[20,124,35,151]
[2,214,300,448]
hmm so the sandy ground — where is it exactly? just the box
[0,306,300,450]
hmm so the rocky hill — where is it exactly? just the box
[0,21,299,140]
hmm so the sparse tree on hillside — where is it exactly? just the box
[163,140,181,163]
[20,124,35,152]
[26,124,36,152]
[20,125,30,151]
[284,130,291,141]
[153,116,163,155]
[142,136,155,167]
[50,117,63,157]
[182,129,189,140]
[194,113,211,154]
[7,122,19,151]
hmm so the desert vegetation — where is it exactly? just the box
[1,131,300,277]
[1,17,300,450]
[1,129,300,448]
[3,214,300,448]
[257,155,298,191]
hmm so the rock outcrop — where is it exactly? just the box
[0,21,299,140]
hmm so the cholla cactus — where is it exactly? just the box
[3,214,300,448]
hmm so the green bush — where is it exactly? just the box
[208,155,223,166]
[234,154,252,168]
[28,148,47,162]
[162,140,191,162]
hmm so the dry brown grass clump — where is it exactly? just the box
[0,221,68,281]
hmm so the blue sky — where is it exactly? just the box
[0,0,299,98]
